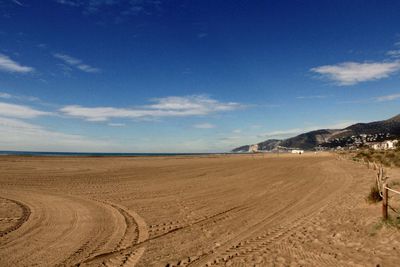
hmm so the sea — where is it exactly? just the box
[0,151,228,157]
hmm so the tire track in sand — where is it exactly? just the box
[175,160,355,267]
[0,190,147,267]
[80,201,149,267]
[0,197,31,238]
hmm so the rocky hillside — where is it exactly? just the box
[232,114,400,152]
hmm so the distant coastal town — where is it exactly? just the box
[244,134,399,153]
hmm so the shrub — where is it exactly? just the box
[350,147,400,167]
[366,184,382,203]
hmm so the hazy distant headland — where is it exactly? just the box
[233,114,400,152]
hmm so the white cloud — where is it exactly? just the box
[259,128,304,138]
[54,53,81,65]
[374,93,400,102]
[0,102,51,119]
[0,116,42,130]
[76,64,99,73]
[147,95,240,111]
[0,115,229,153]
[311,61,400,85]
[0,116,119,152]
[193,123,215,129]
[60,95,243,121]
[60,106,152,122]
[53,53,100,73]
[108,122,126,127]
[0,54,34,73]
[0,92,40,102]
[0,92,12,99]
[387,50,400,58]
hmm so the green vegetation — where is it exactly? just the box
[377,215,400,230]
[370,216,400,236]
[383,216,400,229]
[354,148,400,167]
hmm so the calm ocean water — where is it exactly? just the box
[0,151,227,157]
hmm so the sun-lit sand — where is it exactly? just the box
[1,153,400,266]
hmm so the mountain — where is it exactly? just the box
[257,139,282,151]
[232,114,400,152]
[231,145,250,153]
[344,114,400,136]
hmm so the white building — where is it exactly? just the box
[383,140,398,150]
[291,149,304,154]
[370,140,398,150]
[371,143,381,150]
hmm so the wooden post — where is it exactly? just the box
[382,183,388,220]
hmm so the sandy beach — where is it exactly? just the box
[1,153,400,266]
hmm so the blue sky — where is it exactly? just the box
[1,0,400,152]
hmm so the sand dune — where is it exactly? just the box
[1,153,399,266]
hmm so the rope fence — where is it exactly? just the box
[371,161,400,219]
[336,154,400,219]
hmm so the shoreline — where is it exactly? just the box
[0,151,229,157]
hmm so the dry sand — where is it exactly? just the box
[0,153,400,266]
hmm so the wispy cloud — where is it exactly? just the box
[253,103,281,108]
[193,123,215,129]
[296,95,330,99]
[0,91,40,102]
[311,61,400,85]
[108,122,126,127]
[0,116,119,152]
[0,116,43,130]
[218,135,244,144]
[54,0,162,18]
[54,0,80,6]
[387,50,400,58]
[0,54,34,73]
[0,102,51,119]
[61,95,243,122]
[339,92,400,104]
[11,0,23,6]
[37,43,47,49]
[374,93,400,102]
[0,92,12,99]
[258,128,304,138]
[197,33,208,39]
[53,53,100,73]
[258,121,356,139]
